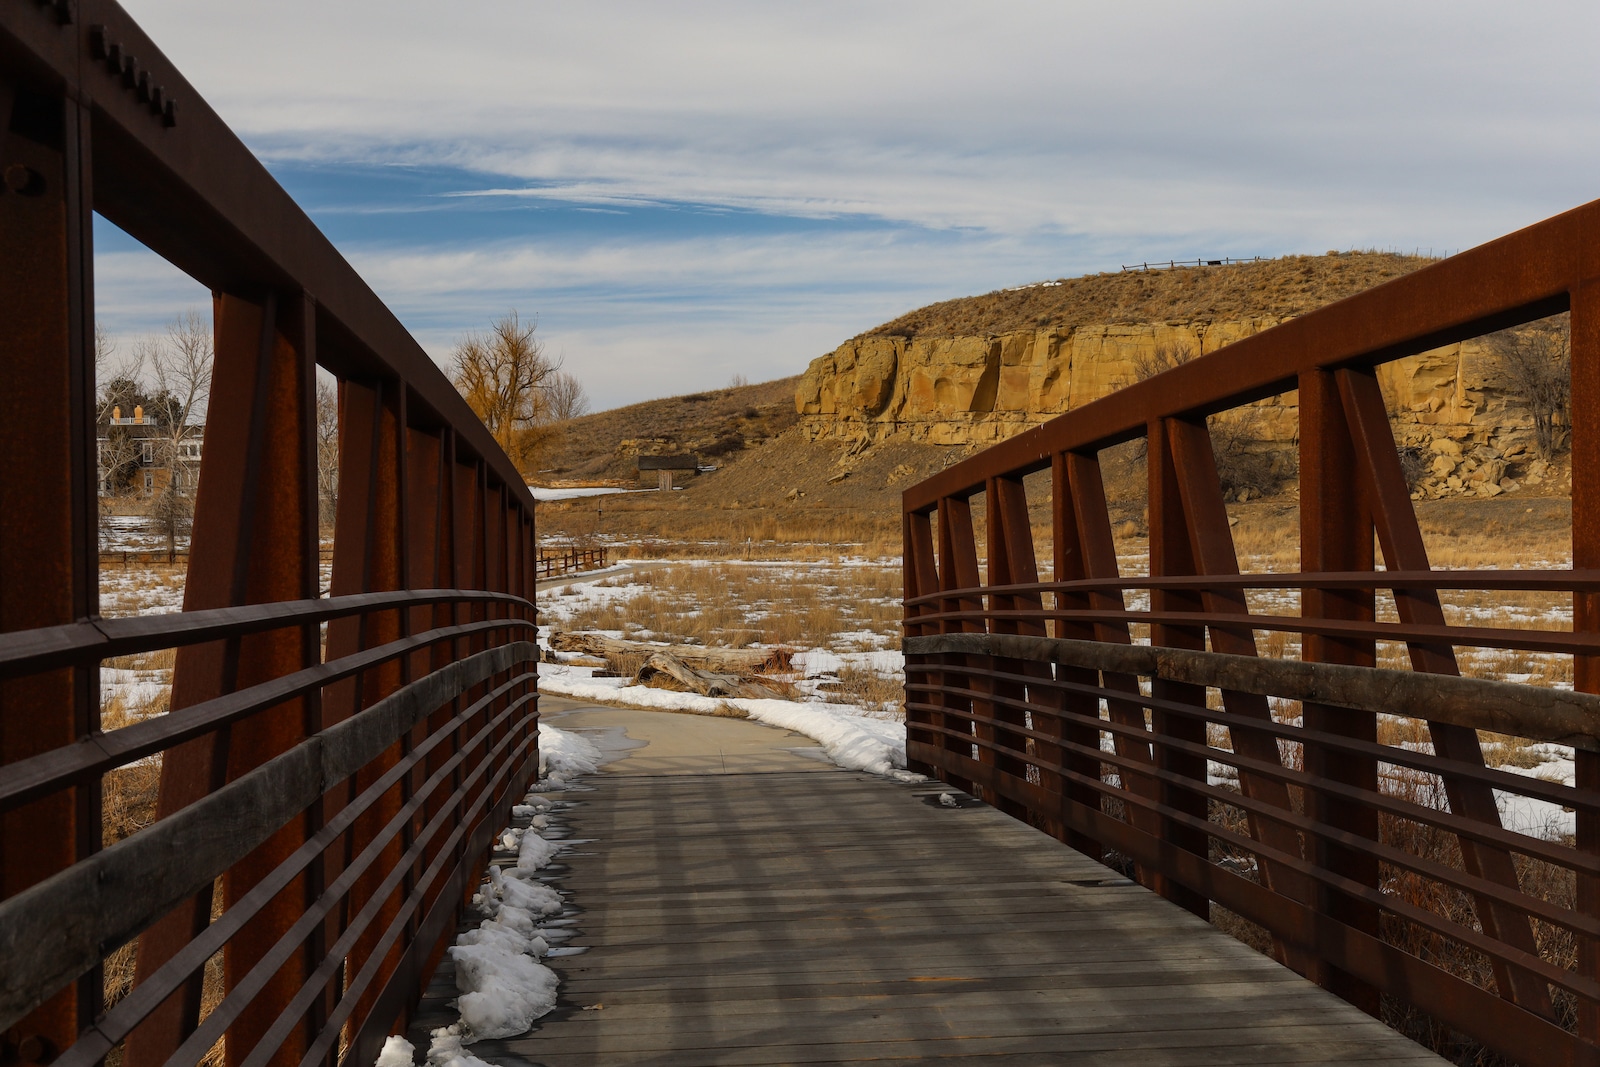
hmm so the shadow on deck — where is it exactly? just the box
[421,699,1443,1066]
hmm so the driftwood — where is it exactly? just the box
[548,632,792,673]
[633,653,784,700]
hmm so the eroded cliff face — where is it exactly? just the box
[796,321,1278,445]
[796,320,1546,498]
[796,322,1533,451]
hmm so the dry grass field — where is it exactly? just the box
[94,483,1581,1065]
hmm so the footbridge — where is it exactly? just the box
[2,4,1600,1067]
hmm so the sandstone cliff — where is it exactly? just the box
[796,254,1562,501]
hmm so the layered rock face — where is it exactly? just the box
[796,320,1548,499]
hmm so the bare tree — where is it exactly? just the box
[316,377,340,532]
[544,369,590,423]
[450,311,579,474]
[95,322,116,376]
[141,311,213,557]
[1128,338,1285,500]
[1129,339,1196,384]
[1489,315,1570,461]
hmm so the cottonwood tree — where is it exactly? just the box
[450,311,587,474]
[1489,315,1570,461]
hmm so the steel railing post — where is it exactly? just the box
[0,80,98,1061]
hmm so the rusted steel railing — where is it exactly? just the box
[534,547,608,580]
[903,201,1600,1066]
[1,7,538,1067]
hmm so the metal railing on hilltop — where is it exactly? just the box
[1119,256,1265,272]
[906,199,1600,1066]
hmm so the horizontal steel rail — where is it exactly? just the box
[907,632,1600,751]
[903,200,1600,1066]
[1,6,544,1067]
[0,642,538,1030]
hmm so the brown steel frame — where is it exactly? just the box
[903,199,1600,1066]
[1,6,538,1067]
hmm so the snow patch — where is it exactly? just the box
[528,486,634,501]
[535,722,604,790]
[374,1035,415,1067]
[536,671,921,781]
[422,732,601,1062]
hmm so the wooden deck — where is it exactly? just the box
[438,700,1445,1065]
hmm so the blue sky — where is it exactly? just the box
[97,1,1600,410]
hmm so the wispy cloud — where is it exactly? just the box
[99,0,1600,409]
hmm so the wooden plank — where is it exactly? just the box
[453,709,1447,1066]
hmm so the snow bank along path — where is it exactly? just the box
[537,667,922,782]
[374,724,603,1067]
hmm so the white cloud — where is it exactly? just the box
[96,1,1600,410]
[120,0,1600,241]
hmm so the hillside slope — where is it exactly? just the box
[863,252,1433,339]
[539,376,801,483]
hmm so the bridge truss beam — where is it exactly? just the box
[905,200,1600,1066]
[0,6,539,1067]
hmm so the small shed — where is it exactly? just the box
[637,454,699,491]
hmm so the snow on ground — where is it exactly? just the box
[100,515,188,553]
[404,723,603,1067]
[538,662,922,781]
[528,486,638,501]
[101,668,170,714]
[1491,745,1579,839]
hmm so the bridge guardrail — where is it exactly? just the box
[903,199,1600,1066]
[2,5,539,1067]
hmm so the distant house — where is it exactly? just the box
[97,405,205,496]
[637,454,699,491]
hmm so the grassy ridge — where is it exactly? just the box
[862,252,1435,339]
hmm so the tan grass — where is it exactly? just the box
[556,562,901,652]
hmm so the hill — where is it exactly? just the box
[862,252,1434,339]
[537,250,1559,555]
[538,376,802,483]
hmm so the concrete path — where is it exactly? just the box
[453,698,1446,1066]
[539,698,833,776]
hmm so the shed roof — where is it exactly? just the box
[637,454,699,470]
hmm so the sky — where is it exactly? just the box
[96,1,1600,411]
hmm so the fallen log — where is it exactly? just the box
[634,652,784,701]
[548,632,792,673]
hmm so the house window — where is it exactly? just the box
[143,470,154,491]
[140,440,154,464]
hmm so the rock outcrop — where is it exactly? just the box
[796,318,1556,501]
